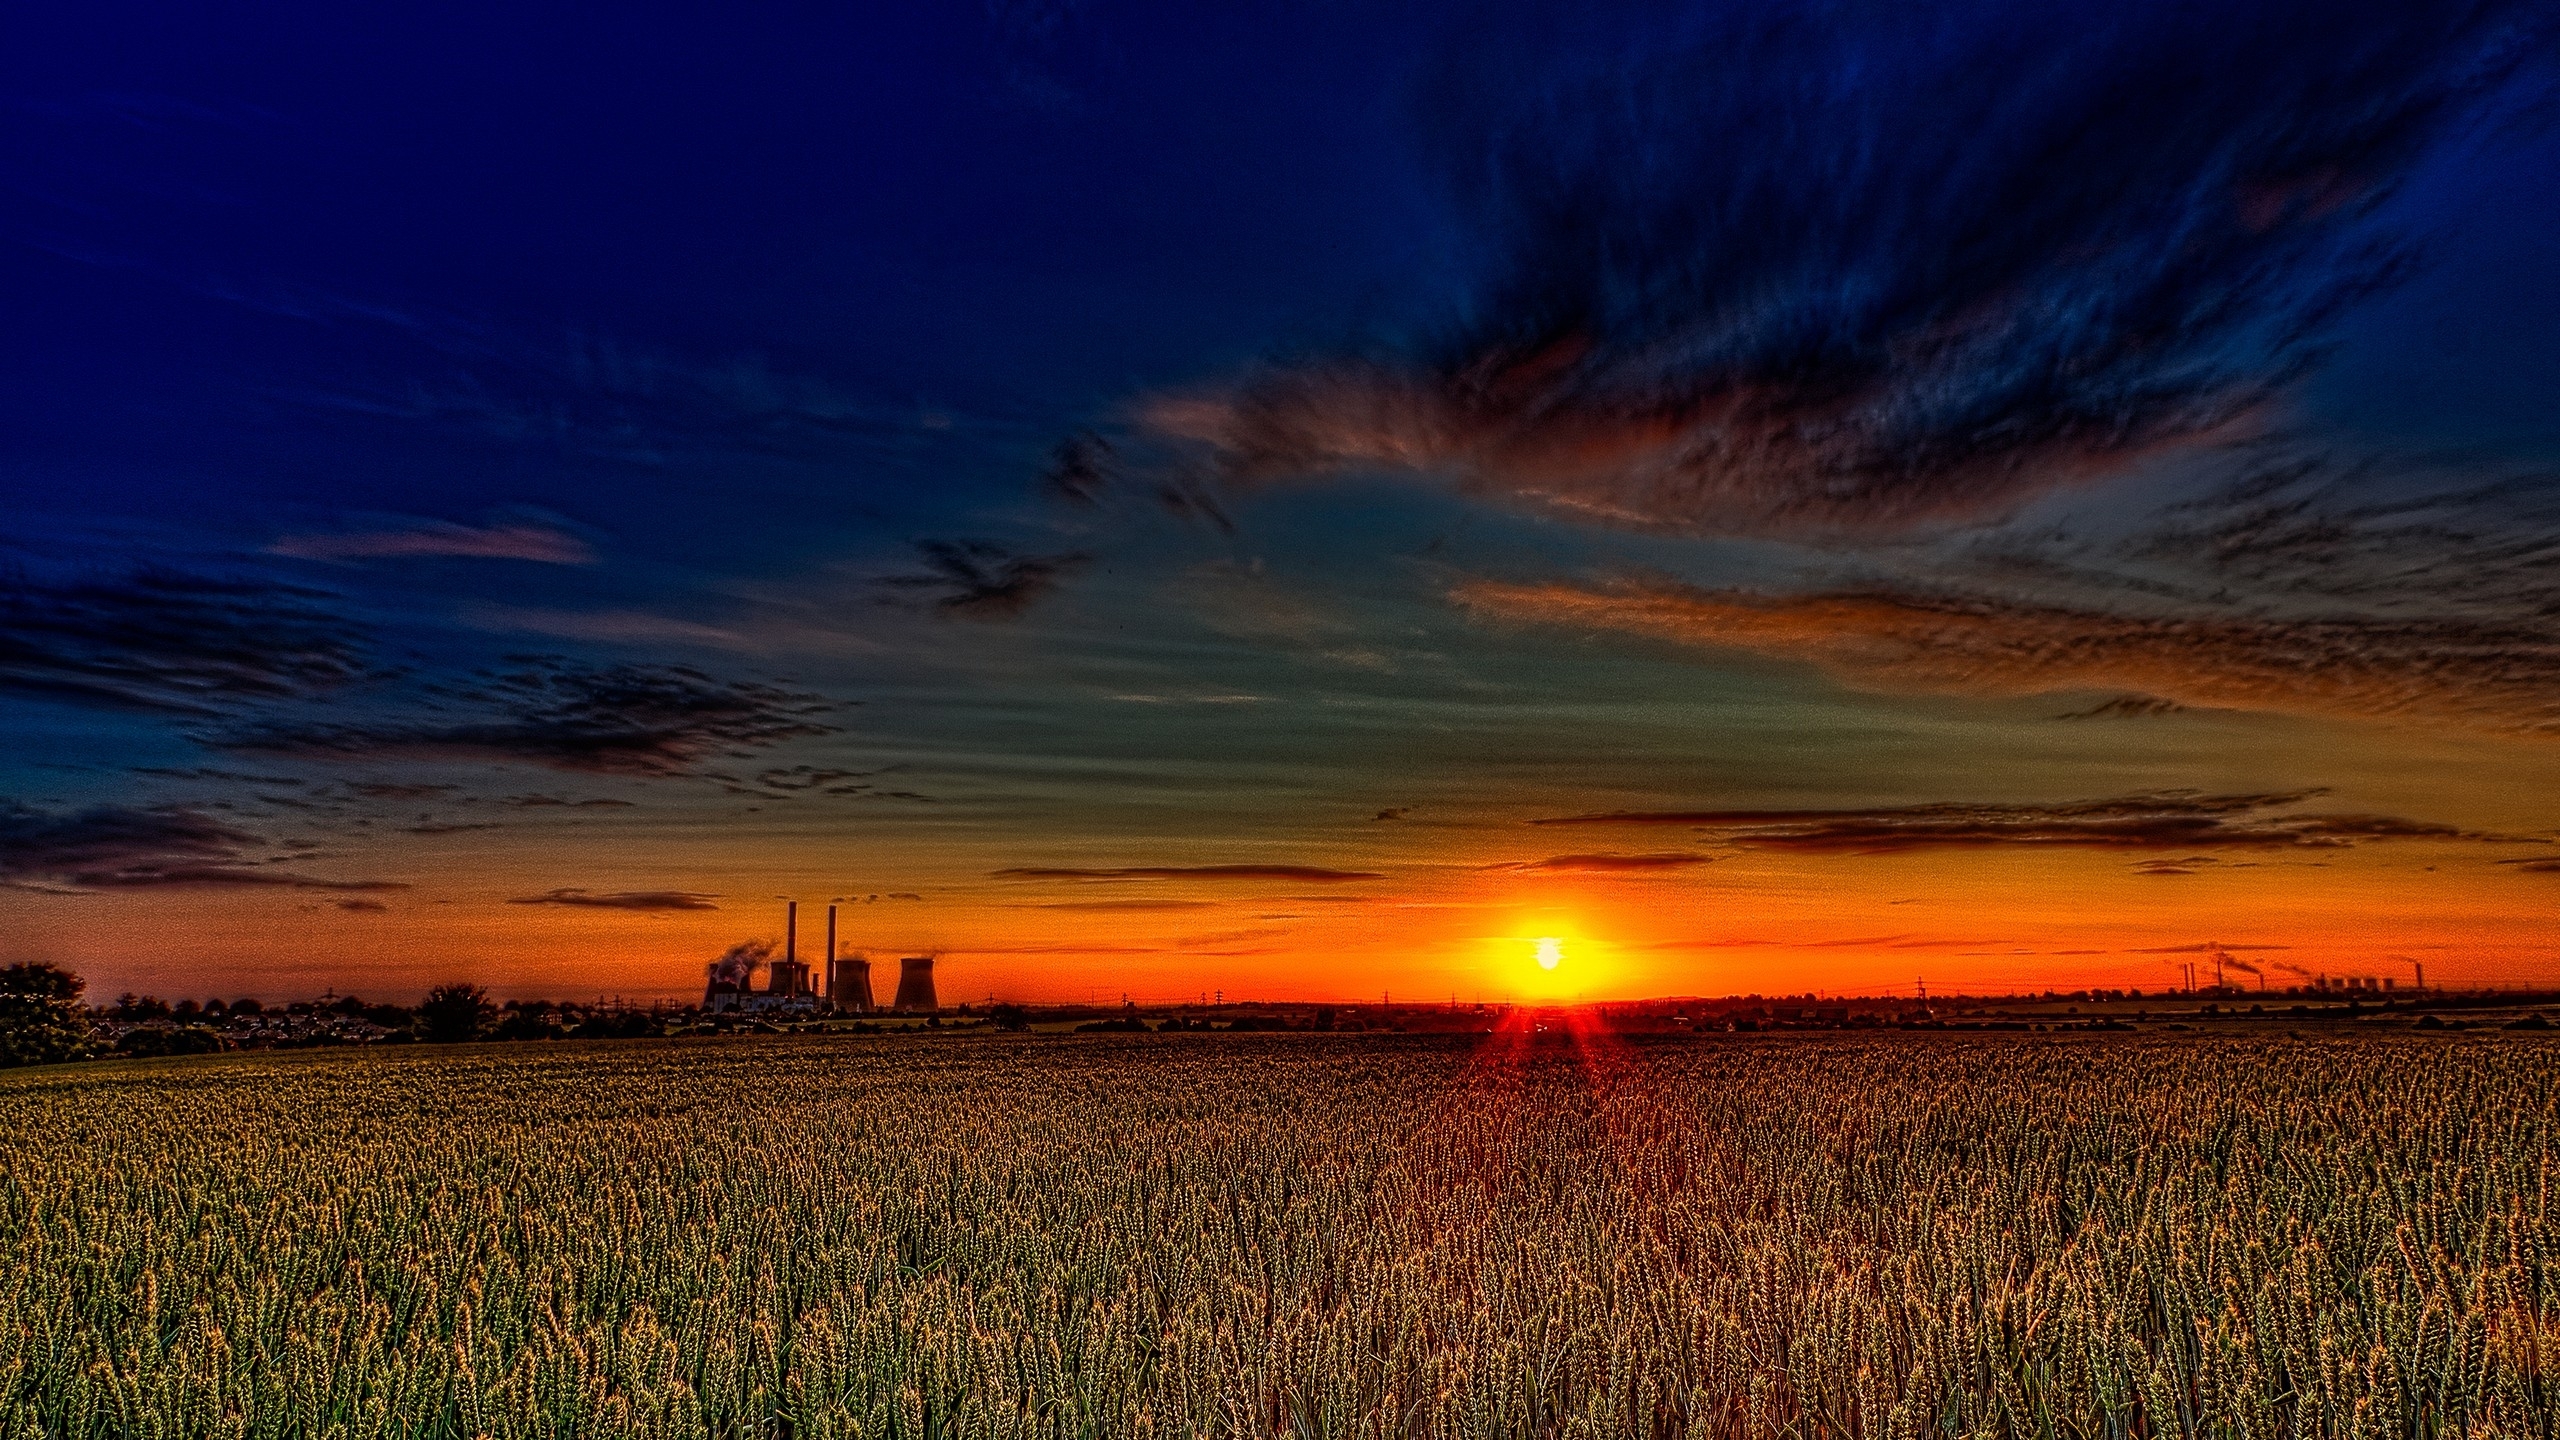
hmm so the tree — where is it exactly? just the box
[0,963,101,1069]
[416,983,493,1043]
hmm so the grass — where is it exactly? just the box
[1,1028,2552,1439]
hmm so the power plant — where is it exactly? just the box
[703,901,929,1016]
[892,955,938,1013]
[826,903,876,1013]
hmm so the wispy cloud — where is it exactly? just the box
[991,864,1385,882]
[507,887,720,911]
[1484,852,1710,873]
[1533,789,2499,854]
[1145,1,2548,537]
[0,799,405,891]
[876,540,1087,619]
[1,564,369,714]
[1021,899,1220,912]
[216,659,836,776]
[1460,577,2560,735]
[269,515,595,565]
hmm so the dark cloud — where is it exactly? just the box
[344,782,463,800]
[1373,807,1412,822]
[2498,857,2560,873]
[216,659,836,776]
[1043,431,1114,505]
[401,821,502,835]
[0,565,369,714]
[335,898,389,913]
[1532,789,2497,854]
[2058,696,2189,721]
[991,864,1385,882]
[876,541,1087,619]
[0,799,406,891]
[1486,852,1710,873]
[269,515,594,565]
[506,794,635,808]
[130,767,307,786]
[507,887,721,911]
[1150,1,2547,537]
[1459,577,2560,735]
[2124,446,2560,615]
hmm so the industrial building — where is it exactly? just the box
[703,902,933,1015]
[891,955,937,1013]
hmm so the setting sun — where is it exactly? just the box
[1534,937,1564,970]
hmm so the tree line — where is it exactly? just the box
[0,964,669,1069]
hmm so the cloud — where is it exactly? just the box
[506,794,635,808]
[292,330,939,467]
[1,564,369,714]
[216,659,836,776]
[1022,899,1220,912]
[335,898,389,913]
[0,799,405,891]
[2058,696,2189,721]
[1043,431,1114,505]
[131,766,308,786]
[990,864,1385,882]
[1145,1,2548,537]
[1459,577,2560,735]
[1373,807,1411,822]
[507,887,721,911]
[1531,789,2495,854]
[1485,852,1711,873]
[876,541,1087,619]
[268,516,595,565]
[461,606,744,648]
[2498,857,2560,874]
[343,782,462,801]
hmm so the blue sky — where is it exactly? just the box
[8,0,2560,1002]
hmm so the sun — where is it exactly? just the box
[1534,936,1564,971]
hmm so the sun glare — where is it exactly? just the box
[1534,937,1564,970]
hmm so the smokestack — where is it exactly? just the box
[786,901,798,966]
[892,955,939,1014]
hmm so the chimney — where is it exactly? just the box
[786,901,798,966]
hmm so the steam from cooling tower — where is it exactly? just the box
[707,938,774,990]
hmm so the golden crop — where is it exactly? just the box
[0,1032,2551,1439]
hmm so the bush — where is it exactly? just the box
[116,1025,227,1059]
[416,984,493,1044]
[1,963,102,1068]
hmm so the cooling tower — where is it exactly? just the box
[891,956,938,1013]
[830,956,874,1013]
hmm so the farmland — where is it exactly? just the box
[0,1030,2553,1439]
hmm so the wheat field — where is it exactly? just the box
[0,1031,2551,1439]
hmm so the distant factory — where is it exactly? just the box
[703,901,938,1015]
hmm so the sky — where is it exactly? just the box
[7,0,2560,1005]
